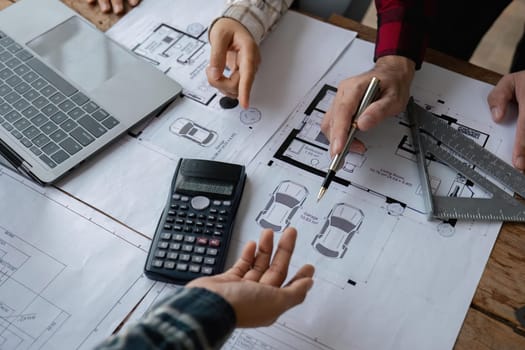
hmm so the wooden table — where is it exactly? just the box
[3,1,524,348]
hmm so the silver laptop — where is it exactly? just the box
[0,0,182,184]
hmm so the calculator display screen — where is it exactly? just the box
[176,177,234,196]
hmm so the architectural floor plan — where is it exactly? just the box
[221,39,508,349]
[0,167,154,349]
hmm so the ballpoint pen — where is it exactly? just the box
[317,76,380,201]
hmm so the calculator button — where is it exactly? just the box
[222,201,231,206]
[219,210,228,215]
[173,225,183,231]
[185,220,194,225]
[216,224,224,229]
[204,257,216,265]
[179,205,189,210]
[176,263,188,271]
[184,227,193,233]
[213,231,222,236]
[167,252,179,260]
[177,212,186,217]
[187,213,196,218]
[207,248,218,256]
[198,214,206,220]
[152,260,163,268]
[158,242,169,249]
[174,234,184,241]
[180,254,191,261]
[181,196,189,202]
[164,261,176,269]
[192,255,204,263]
[172,194,181,200]
[189,265,201,273]
[197,237,208,245]
[194,228,203,234]
[202,267,213,275]
[182,244,193,252]
[185,236,196,243]
[166,217,175,223]
[207,215,216,221]
[175,219,184,224]
[168,209,176,216]
[213,200,221,206]
[155,250,166,258]
[160,233,171,240]
[210,239,221,247]
[163,224,172,230]
[218,217,226,222]
[170,243,181,250]
[191,196,210,210]
[209,208,218,214]
[195,246,206,254]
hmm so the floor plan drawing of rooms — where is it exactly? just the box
[223,41,508,347]
[132,23,216,105]
[0,228,70,349]
[274,83,496,216]
[0,167,154,349]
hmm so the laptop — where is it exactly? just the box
[0,0,182,184]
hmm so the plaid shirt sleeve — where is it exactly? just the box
[94,288,236,350]
[219,0,293,43]
[374,0,436,69]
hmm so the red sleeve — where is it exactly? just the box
[374,0,436,69]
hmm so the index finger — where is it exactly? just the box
[329,83,362,156]
[259,227,297,286]
[237,43,259,108]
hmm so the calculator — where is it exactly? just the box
[144,158,246,284]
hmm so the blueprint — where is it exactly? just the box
[0,166,154,349]
[59,2,357,237]
[218,39,511,350]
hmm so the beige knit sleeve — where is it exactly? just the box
[218,0,293,43]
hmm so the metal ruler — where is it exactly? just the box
[407,99,525,222]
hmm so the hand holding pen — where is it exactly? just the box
[317,77,381,201]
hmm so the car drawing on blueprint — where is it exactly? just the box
[170,117,218,146]
[256,180,309,232]
[312,203,364,258]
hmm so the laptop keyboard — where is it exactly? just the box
[0,31,120,169]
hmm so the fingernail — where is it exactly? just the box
[491,107,501,121]
[114,5,123,13]
[515,156,525,171]
[357,115,370,131]
[307,279,314,291]
[331,138,341,156]
[209,67,222,80]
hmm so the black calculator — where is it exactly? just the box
[144,158,246,284]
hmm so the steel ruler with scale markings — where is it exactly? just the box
[407,98,525,222]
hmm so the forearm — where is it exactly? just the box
[220,0,293,43]
[95,288,236,350]
[374,0,436,69]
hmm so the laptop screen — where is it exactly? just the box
[27,16,137,93]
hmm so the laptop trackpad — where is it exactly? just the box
[26,16,135,93]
